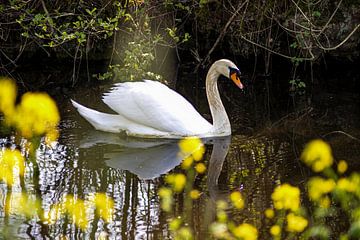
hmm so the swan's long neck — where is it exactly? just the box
[206,64,231,136]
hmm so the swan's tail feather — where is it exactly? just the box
[71,100,124,133]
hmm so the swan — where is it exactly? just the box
[71,59,243,138]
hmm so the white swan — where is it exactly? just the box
[71,59,243,138]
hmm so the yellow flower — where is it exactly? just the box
[166,173,186,192]
[216,200,228,210]
[190,189,201,199]
[64,195,88,230]
[178,137,205,161]
[230,191,244,209]
[94,193,114,222]
[337,160,348,174]
[301,139,333,172]
[271,184,300,211]
[181,156,193,169]
[45,128,59,145]
[337,177,358,192]
[210,222,230,239]
[264,208,275,219]
[195,163,206,174]
[270,225,281,236]
[286,213,308,232]
[169,217,182,231]
[307,177,335,201]
[158,187,173,212]
[11,193,41,218]
[319,196,331,208]
[232,223,258,240]
[0,149,25,186]
[14,92,60,138]
[0,78,17,116]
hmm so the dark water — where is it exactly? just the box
[1,68,360,239]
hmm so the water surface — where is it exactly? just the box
[1,70,360,239]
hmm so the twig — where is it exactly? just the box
[322,131,360,142]
[317,24,360,51]
[317,0,343,36]
[240,35,314,61]
[197,0,248,68]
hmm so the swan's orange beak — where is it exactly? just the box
[230,72,244,89]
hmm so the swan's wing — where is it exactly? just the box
[102,80,212,135]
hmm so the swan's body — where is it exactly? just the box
[71,59,243,138]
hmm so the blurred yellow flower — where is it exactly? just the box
[271,184,300,211]
[176,227,193,239]
[0,78,17,116]
[232,223,258,240]
[169,217,182,231]
[195,163,206,174]
[270,225,281,236]
[301,139,333,172]
[337,160,348,174]
[178,137,205,161]
[230,191,244,209]
[210,222,230,239]
[14,92,60,138]
[337,177,357,192]
[0,149,25,186]
[265,208,275,219]
[307,177,335,201]
[10,193,41,218]
[216,200,228,210]
[190,189,201,199]
[181,156,193,169]
[45,203,63,224]
[45,128,59,145]
[166,173,186,192]
[319,196,331,208]
[158,187,173,212]
[64,195,89,230]
[286,213,308,232]
[94,193,114,223]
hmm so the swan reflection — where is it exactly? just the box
[78,131,231,183]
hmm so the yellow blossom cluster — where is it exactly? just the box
[230,191,244,209]
[286,213,308,232]
[179,137,205,171]
[231,223,258,240]
[166,173,187,193]
[0,78,60,142]
[265,208,275,219]
[270,225,281,236]
[337,160,348,174]
[46,193,114,230]
[301,139,333,172]
[5,192,41,217]
[0,149,25,186]
[307,177,335,201]
[337,174,360,193]
[271,183,300,211]
[158,187,173,212]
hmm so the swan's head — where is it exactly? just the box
[215,59,243,89]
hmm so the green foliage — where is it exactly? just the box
[289,78,306,95]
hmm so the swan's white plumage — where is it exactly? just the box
[102,80,212,136]
[71,59,242,138]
